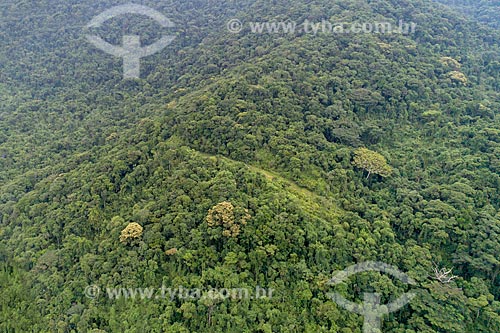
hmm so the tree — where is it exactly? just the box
[206,201,250,238]
[352,148,393,178]
[119,222,143,243]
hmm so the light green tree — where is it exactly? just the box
[353,148,393,178]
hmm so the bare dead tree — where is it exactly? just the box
[432,262,458,283]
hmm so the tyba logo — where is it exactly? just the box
[327,261,416,333]
[86,4,175,79]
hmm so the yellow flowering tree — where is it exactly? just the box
[206,201,251,238]
[119,222,143,243]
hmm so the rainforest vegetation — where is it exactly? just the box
[1,0,499,332]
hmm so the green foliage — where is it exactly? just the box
[436,0,500,29]
[0,0,500,332]
[353,148,393,179]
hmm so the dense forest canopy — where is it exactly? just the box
[1,0,499,332]
[435,0,500,29]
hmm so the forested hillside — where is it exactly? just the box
[435,0,500,29]
[1,0,499,332]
